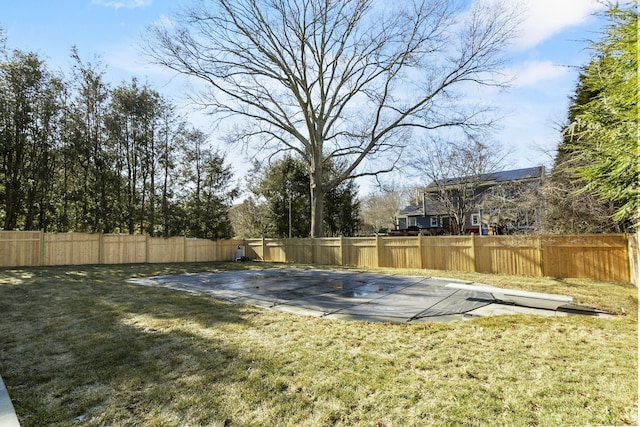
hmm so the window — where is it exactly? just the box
[408,217,417,227]
[471,213,480,226]
[430,217,439,227]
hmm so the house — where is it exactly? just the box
[396,166,545,235]
[394,197,450,236]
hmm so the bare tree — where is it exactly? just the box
[411,136,508,234]
[145,0,520,237]
[476,178,544,234]
[360,182,410,233]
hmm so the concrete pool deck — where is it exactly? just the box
[125,268,612,323]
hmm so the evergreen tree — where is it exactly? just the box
[555,3,638,230]
[229,196,272,239]
[253,156,310,238]
[0,50,63,230]
[547,71,625,233]
[250,156,361,237]
[58,48,116,232]
[179,127,238,239]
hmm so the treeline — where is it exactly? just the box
[0,47,237,238]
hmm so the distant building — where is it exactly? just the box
[396,166,545,235]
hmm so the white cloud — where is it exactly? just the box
[92,0,152,10]
[514,0,605,49]
[508,60,571,87]
[149,14,175,31]
[103,42,173,78]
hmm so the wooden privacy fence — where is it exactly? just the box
[0,231,243,267]
[0,231,637,284]
[245,234,638,284]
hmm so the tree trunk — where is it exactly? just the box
[310,170,324,238]
[309,156,324,237]
[309,117,326,238]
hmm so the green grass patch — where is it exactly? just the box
[0,262,637,426]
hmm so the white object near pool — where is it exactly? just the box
[445,283,573,311]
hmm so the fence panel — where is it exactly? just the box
[378,237,421,269]
[264,239,287,262]
[542,235,629,282]
[102,234,147,264]
[43,233,100,266]
[0,231,41,267]
[312,238,340,265]
[147,236,185,263]
[279,239,310,264]
[186,238,211,262]
[475,236,542,276]
[245,239,264,261]
[420,236,475,272]
[343,237,377,267]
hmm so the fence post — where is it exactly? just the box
[470,233,477,272]
[145,234,150,263]
[39,229,45,266]
[261,237,266,261]
[536,235,544,277]
[98,232,104,264]
[628,232,639,286]
[418,234,424,269]
[339,236,344,266]
[375,234,381,268]
[312,238,317,265]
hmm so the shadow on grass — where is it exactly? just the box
[0,263,303,426]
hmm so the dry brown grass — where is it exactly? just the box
[0,262,637,426]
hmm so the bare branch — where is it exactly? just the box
[144,0,520,236]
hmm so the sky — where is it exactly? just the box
[1,0,608,195]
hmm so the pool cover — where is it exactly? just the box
[126,268,502,323]
[127,268,613,322]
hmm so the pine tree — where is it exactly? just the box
[557,4,638,230]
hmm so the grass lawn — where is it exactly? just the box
[0,262,637,426]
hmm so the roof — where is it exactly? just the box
[480,166,544,183]
[399,205,422,216]
[398,196,449,217]
[426,166,544,189]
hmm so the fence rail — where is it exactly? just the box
[0,231,637,284]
